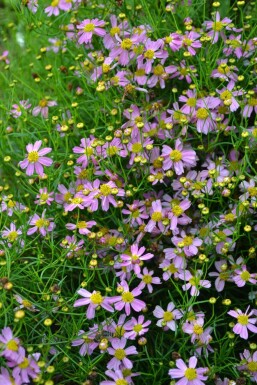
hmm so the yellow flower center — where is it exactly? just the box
[18,358,29,369]
[163,311,174,322]
[180,68,188,76]
[77,221,87,229]
[183,236,193,246]
[121,39,133,50]
[40,193,49,201]
[110,26,120,36]
[121,292,134,303]
[220,90,232,100]
[153,65,164,76]
[237,314,249,325]
[135,68,146,76]
[116,379,128,385]
[196,108,209,119]
[193,324,204,335]
[187,97,196,107]
[144,49,155,59]
[248,187,257,196]
[7,200,16,208]
[151,211,163,221]
[189,277,200,286]
[247,361,257,372]
[64,192,72,202]
[213,21,224,31]
[39,98,48,107]
[249,97,257,106]
[107,146,119,156]
[183,38,192,46]
[83,23,95,32]
[28,151,39,163]
[84,147,93,156]
[35,218,49,228]
[7,340,19,351]
[170,149,182,162]
[114,348,126,360]
[7,231,18,242]
[71,197,84,205]
[219,272,230,280]
[22,300,32,307]
[224,213,235,222]
[133,324,143,333]
[114,325,125,337]
[131,209,140,218]
[185,368,197,380]
[240,271,251,282]
[90,292,103,305]
[172,205,184,217]
[142,274,152,284]
[100,184,112,196]
[131,142,143,153]
[168,264,178,274]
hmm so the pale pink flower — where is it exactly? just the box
[145,199,166,233]
[120,244,154,275]
[169,356,208,385]
[74,289,115,319]
[45,0,61,16]
[233,265,257,287]
[32,99,57,118]
[27,210,55,236]
[227,306,257,339]
[205,12,232,43]
[137,267,161,293]
[239,349,257,381]
[66,220,96,235]
[0,368,22,385]
[10,100,31,118]
[19,140,53,176]
[72,329,98,356]
[0,327,22,361]
[124,315,151,340]
[182,31,202,55]
[179,270,211,296]
[153,302,183,330]
[209,260,232,292]
[112,280,146,316]
[34,188,54,206]
[107,338,137,370]
[162,139,197,175]
[100,369,130,385]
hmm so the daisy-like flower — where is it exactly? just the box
[71,328,98,356]
[172,231,202,257]
[112,280,146,316]
[182,317,212,344]
[0,50,10,64]
[239,349,257,381]
[34,187,54,206]
[19,140,53,176]
[0,327,22,361]
[162,139,197,175]
[124,315,151,340]
[10,100,31,118]
[216,80,243,112]
[153,302,183,330]
[145,199,166,233]
[120,244,154,275]
[227,306,257,339]
[205,12,232,44]
[169,356,208,385]
[107,337,138,370]
[9,353,41,384]
[209,260,232,292]
[2,223,22,244]
[77,18,106,45]
[0,368,22,385]
[66,220,97,235]
[168,199,192,232]
[179,270,211,297]
[32,98,57,118]
[74,289,115,319]
[27,210,55,236]
[182,31,202,55]
[137,267,161,293]
[100,369,130,385]
[233,265,257,287]
[45,0,61,16]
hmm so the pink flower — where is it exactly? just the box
[153,302,183,330]
[137,267,161,293]
[112,281,146,316]
[239,349,257,381]
[27,210,55,236]
[74,289,115,319]
[0,327,22,361]
[172,231,202,257]
[77,18,106,44]
[32,99,57,118]
[162,139,197,175]
[66,220,96,235]
[209,260,232,292]
[0,368,22,385]
[107,337,137,370]
[137,38,167,74]
[179,270,211,296]
[8,353,41,384]
[0,50,10,64]
[100,369,131,385]
[72,328,98,356]
[205,12,232,43]
[45,0,61,16]
[120,244,154,275]
[227,306,257,339]
[34,188,54,206]
[182,31,202,55]
[2,223,22,244]
[124,315,151,340]
[145,199,166,233]
[233,265,257,287]
[169,356,208,385]
[10,100,31,118]
[19,140,53,176]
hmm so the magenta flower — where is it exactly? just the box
[227,306,257,339]
[74,289,115,319]
[107,337,137,370]
[27,210,55,236]
[153,302,183,330]
[120,244,154,275]
[77,18,106,44]
[19,140,53,176]
[112,280,146,316]
[169,356,208,385]
[162,139,197,175]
